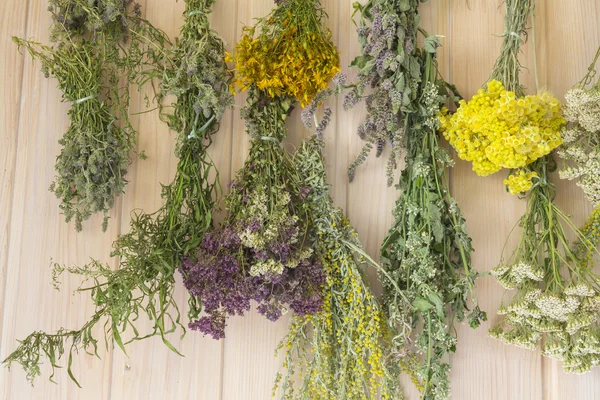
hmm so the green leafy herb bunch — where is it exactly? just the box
[344,1,486,398]
[273,106,401,398]
[3,0,232,385]
[345,0,425,186]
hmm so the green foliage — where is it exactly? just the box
[275,136,403,399]
[3,0,233,386]
[377,33,485,400]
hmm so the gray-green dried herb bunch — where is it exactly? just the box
[3,0,232,385]
[273,132,402,398]
[378,38,485,400]
[13,0,169,231]
[345,0,429,186]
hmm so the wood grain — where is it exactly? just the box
[2,0,600,399]
[0,0,29,342]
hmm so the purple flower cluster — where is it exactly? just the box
[180,224,326,340]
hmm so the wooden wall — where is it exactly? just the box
[1,0,599,398]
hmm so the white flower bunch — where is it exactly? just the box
[558,51,600,205]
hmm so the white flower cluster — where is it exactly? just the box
[558,88,600,205]
[490,271,600,373]
[422,82,443,130]
[239,186,298,251]
[490,262,544,289]
[250,259,285,276]
[238,185,309,277]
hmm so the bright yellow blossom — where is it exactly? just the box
[231,0,340,106]
[503,169,538,194]
[439,80,565,182]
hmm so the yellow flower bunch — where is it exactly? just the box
[440,80,565,191]
[276,137,399,399]
[231,0,340,106]
[503,170,538,194]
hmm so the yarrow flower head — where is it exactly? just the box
[558,84,600,206]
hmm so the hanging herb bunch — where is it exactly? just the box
[345,0,423,185]
[229,0,340,106]
[344,1,486,398]
[273,102,402,398]
[180,90,326,340]
[13,0,169,231]
[3,0,233,385]
[558,47,600,207]
[441,0,600,374]
[180,0,341,339]
[558,46,600,273]
[439,1,564,195]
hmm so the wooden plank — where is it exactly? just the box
[0,0,116,398]
[3,1,600,399]
[0,0,29,342]
[448,2,543,399]
[539,1,600,399]
[107,0,237,399]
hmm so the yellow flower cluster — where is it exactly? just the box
[231,5,340,106]
[276,215,391,399]
[503,170,538,194]
[579,205,600,263]
[305,221,386,399]
[440,80,565,177]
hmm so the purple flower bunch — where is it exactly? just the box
[180,92,326,340]
[180,223,325,339]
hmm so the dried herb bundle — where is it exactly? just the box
[558,47,600,206]
[230,0,340,106]
[14,0,169,231]
[339,1,485,398]
[178,0,338,341]
[380,54,484,400]
[345,0,425,185]
[3,0,232,385]
[180,89,326,340]
[274,134,401,399]
[439,0,600,375]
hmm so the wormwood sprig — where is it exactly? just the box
[13,0,170,231]
[273,133,403,399]
[3,0,232,385]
